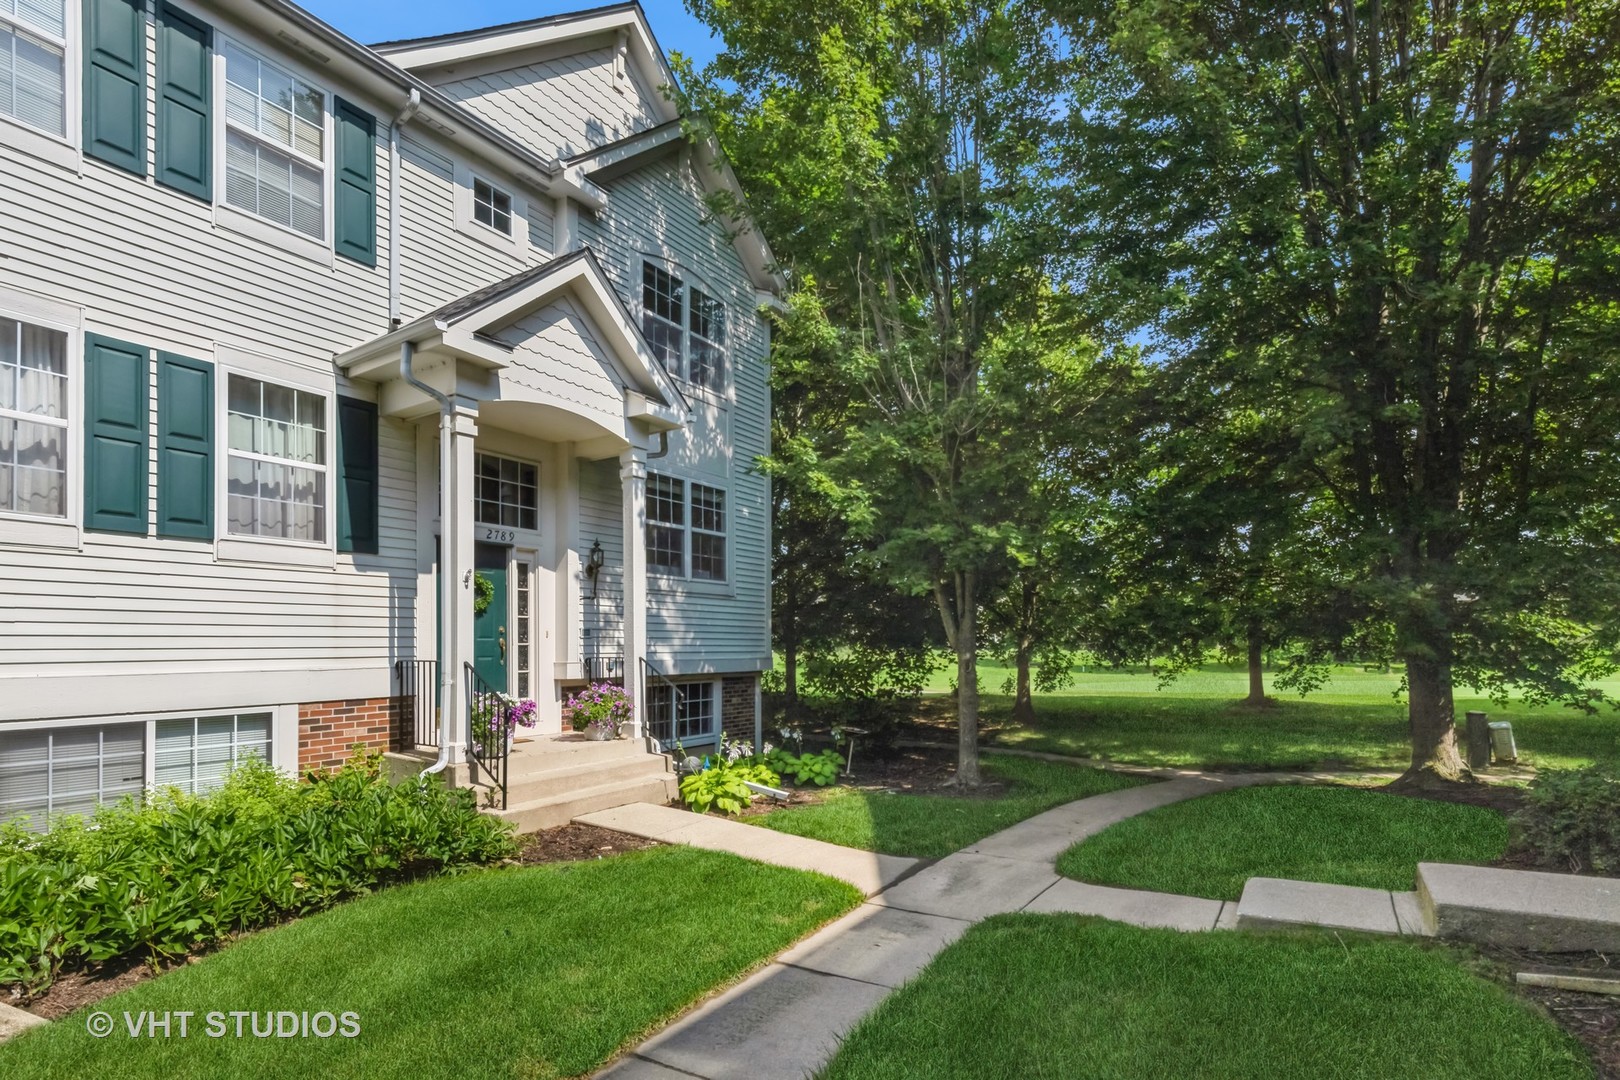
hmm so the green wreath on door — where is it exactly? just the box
[473,572,495,616]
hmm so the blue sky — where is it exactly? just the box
[301,1,723,68]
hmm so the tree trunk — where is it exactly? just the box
[1010,643,1037,725]
[956,615,981,787]
[783,642,798,716]
[1393,656,1473,788]
[1245,619,1266,706]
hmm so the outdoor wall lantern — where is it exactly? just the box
[585,540,605,598]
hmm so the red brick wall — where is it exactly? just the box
[721,675,757,748]
[298,698,402,773]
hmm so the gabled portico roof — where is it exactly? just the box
[335,247,689,426]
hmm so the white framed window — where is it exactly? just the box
[222,40,326,241]
[474,452,538,531]
[646,680,717,747]
[154,713,271,795]
[0,313,67,520]
[0,723,145,829]
[225,372,328,544]
[640,260,726,392]
[0,0,67,139]
[472,177,512,236]
[646,473,727,583]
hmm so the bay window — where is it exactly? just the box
[646,473,727,583]
[640,260,726,392]
[226,373,328,543]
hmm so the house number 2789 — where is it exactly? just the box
[482,527,516,543]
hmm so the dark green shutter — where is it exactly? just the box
[335,395,378,554]
[156,353,212,539]
[84,0,147,176]
[333,99,377,267]
[84,335,149,534]
[155,4,210,200]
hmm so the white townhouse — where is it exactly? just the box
[0,0,781,828]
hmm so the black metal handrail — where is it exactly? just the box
[393,659,439,749]
[465,662,510,810]
[639,657,681,746]
[583,654,626,683]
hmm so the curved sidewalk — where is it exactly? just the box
[585,772,1269,1079]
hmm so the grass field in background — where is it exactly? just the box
[1057,784,1511,899]
[821,914,1590,1080]
[903,663,1620,770]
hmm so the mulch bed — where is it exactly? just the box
[1484,945,1620,1079]
[733,743,1011,820]
[515,822,661,864]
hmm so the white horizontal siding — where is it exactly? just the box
[435,45,662,160]
[578,458,625,659]
[572,159,771,672]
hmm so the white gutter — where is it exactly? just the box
[388,89,422,327]
[399,339,457,779]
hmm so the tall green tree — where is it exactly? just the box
[1058,0,1620,785]
[684,0,1067,784]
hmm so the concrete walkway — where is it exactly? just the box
[589,773,1268,1079]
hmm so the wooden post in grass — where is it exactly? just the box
[1464,711,1492,771]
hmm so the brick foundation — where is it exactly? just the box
[298,698,403,773]
[721,675,757,748]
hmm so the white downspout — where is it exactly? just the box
[388,89,421,328]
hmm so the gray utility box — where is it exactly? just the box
[1489,722,1518,764]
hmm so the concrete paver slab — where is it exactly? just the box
[636,963,891,1080]
[0,1002,46,1044]
[870,851,1061,921]
[1215,900,1239,931]
[576,804,918,896]
[778,904,969,988]
[1391,891,1433,937]
[1025,878,1224,931]
[1236,878,1400,935]
[1418,862,1620,952]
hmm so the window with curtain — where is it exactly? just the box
[227,373,328,542]
[223,41,326,240]
[0,315,68,518]
[154,713,271,795]
[0,724,145,830]
[0,0,67,137]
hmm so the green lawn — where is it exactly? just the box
[822,914,1591,1080]
[750,753,1149,858]
[0,847,860,1080]
[1057,784,1510,900]
[935,663,1620,770]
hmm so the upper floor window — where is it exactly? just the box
[0,315,68,519]
[223,42,325,241]
[0,0,66,137]
[226,373,327,543]
[646,473,726,583]
[641,261,726,393]
[475,452,537,530]
[473,177,513,236]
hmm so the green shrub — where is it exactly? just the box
[0,753,516,994]
[1513,762,1620,874]
[767,748,843,787]
[678,742,781,815]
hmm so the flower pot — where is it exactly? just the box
[585,724,613,741]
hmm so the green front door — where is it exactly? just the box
[473,543,509,691]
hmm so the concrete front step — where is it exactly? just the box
[505,754,675,805]
[497,773,680,833]
[1417,862,1620,952]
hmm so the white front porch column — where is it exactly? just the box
[442,403,480,763]
[619,447,649,739]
